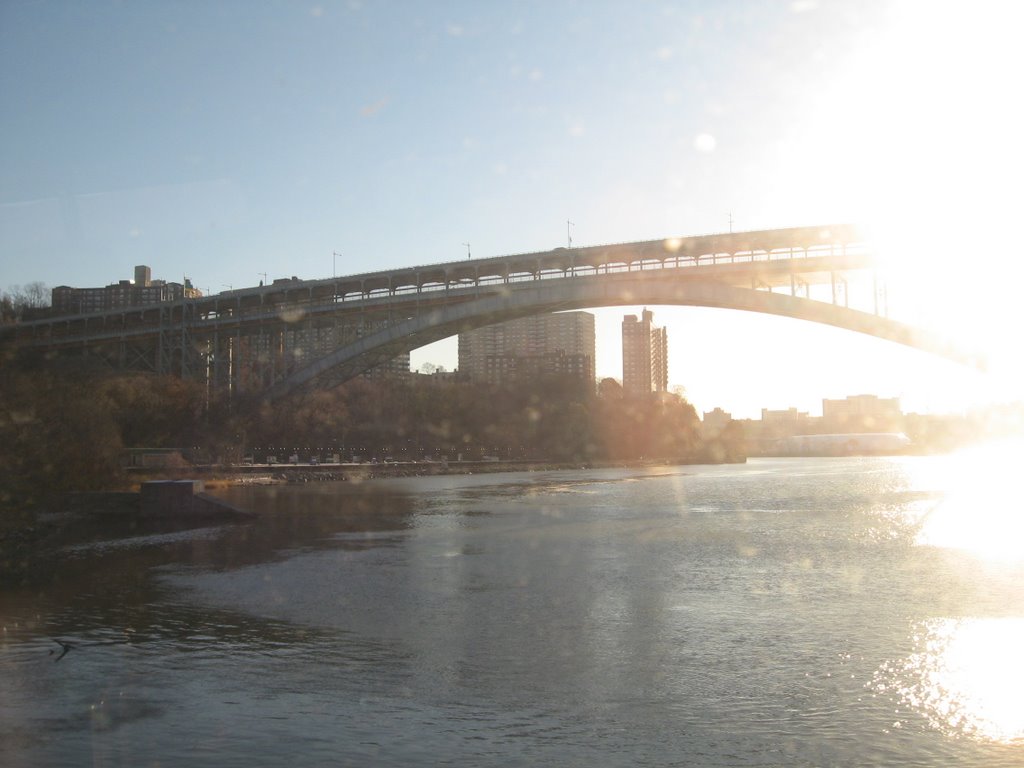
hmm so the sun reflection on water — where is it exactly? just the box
[875,617,1024,744]
[914,438,1024,564]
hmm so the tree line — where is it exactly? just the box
[0,355,744,511]
[241,374,707,465]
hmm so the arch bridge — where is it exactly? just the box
[3,224,979,400]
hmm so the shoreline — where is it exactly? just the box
[0,456,743,575]
[0,456,737,586]
[133,455,747,488]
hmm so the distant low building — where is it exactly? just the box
[760,407,811,435]
[823,394,903,433]
[740,394,909,455]
[702,407,733,439]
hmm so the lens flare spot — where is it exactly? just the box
[278,307,306,324]
[693,133,717,153]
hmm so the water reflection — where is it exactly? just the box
[4,460,1024,766]
[0,480,418,666]
[875,618,1024,744]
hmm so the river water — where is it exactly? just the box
[3,449,1023,767]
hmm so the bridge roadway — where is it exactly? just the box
[1,224,981,398]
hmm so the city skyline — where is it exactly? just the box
[3,1,1021,419]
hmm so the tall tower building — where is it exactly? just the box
[621,309,668,396]
[458,312,595,385]
[134,265,152,287]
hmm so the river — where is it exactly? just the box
[2,449,1023,767]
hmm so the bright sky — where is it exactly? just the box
[2,1,1022,419]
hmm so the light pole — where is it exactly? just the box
[463,242,471,260]
[258,272,266,287]
[333,251,341,277]
[567,219,574,248]
[222,284,232,292]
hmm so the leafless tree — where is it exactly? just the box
[2,282,49,321]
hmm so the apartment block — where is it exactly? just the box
[458,312,596,385]
[51,265,202,316]
[621,309,668,396]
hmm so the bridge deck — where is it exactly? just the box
[5,225,869,349]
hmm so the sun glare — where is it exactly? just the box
[876,617,1024,744]
[914,438,1024,563]
[774,1,1024,410]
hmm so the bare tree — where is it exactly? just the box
[1,282,49,322]
[20,281,49,308]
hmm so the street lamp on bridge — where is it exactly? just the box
[463,242,471,260]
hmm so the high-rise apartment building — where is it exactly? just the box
[458,312,595,385]
[621,309,668,396]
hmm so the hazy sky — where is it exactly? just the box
[2,1,1021,418]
